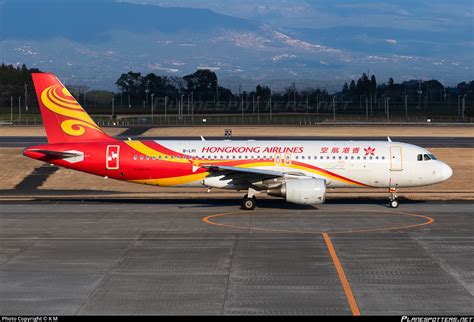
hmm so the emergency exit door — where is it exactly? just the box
[390,146,403,171]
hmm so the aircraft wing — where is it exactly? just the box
[202,164,309,186]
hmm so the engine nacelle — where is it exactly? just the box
[268,178,326,205]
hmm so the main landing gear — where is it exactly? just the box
[241,188,260,210]
[241,194,257,210]
[388,188,399,208]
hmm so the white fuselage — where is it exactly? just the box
[154,140,452,189]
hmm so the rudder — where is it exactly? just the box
[31,73,112,143]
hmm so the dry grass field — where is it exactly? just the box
[0,125,473,138]
[0,147,467,200]
[0,148,39,189]
[0,126,126,137]
[144,126,474,138]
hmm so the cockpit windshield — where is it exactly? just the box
[417,154,437,161]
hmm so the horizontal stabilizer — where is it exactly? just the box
[27,149,82,158]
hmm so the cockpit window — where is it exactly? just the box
[418,153,437,161]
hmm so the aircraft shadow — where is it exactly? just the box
[3,195,427,210]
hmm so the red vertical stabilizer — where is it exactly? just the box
[31,73,113,143]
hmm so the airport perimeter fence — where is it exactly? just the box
[1,112,473,127]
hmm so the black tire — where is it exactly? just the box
[241,195,256,210]
[389,200,399,208]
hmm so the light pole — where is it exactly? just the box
[241,96,244,123]
[18,96,21,122]
[306,96,309,117]
[164,96,168,119]
[332,96,336,121]
[257,96,260,123]
[10,96,13,124]
[293,86,296,112]
[316,94,319,120]
[269,96,272,120]
[191,92,194,116]
[462,94,467,121]
[365,97,369,121]
[151,93,155,124]
[447,93,451,114]
[458,95,462,117]
[112,96,115,120]
[180,94,184,120]
[386,97,391,120]
[405,92,408,119]
[24,83,28,111]
[145,82,150,109]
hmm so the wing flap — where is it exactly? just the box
[201,164,310,186]
[203,164,285,177]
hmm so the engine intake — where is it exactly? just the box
[268,178,326,205]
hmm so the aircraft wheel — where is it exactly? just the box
[241,194,257,210]
[389,199,399,208]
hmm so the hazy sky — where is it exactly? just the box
[124,0,474,31]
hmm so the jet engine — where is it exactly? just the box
[268,178,326,205]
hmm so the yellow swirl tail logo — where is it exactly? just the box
[41,84,104,137]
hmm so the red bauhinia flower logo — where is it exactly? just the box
[364,146,376,156]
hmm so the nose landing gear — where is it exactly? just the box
[388,188,399,208]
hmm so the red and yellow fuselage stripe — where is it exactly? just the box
[124,140,369,187]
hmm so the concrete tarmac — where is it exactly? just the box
[0,200,473,315]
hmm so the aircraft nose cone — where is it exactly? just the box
[441,163,453,181]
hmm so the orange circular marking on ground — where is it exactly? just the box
[201,209,434,234]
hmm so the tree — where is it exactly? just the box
[255,84,271,99]
[115,71,143,97]
[183,69,217,92]
[370,75,377,94]
[342,82,349,94]
[349,80,356,95]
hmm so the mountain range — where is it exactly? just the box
[0,0,472,92]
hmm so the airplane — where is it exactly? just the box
[23,73,453,210]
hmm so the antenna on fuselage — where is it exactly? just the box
[201,136,206,141]
[387,137,392,142]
